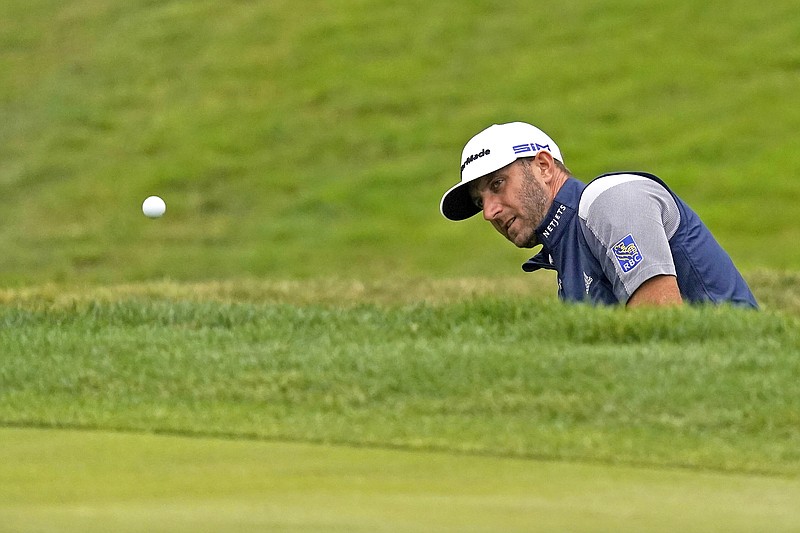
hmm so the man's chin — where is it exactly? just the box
[509,232,538,249]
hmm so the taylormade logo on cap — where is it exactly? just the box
[461,148,491,172]
[439,122,563,221]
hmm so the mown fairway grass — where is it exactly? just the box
[4,427,800,533]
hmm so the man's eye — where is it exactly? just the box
[473,197,483,209]
[490,179,503,192]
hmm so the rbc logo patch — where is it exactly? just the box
[613,234,643,273]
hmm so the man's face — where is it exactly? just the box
[469,159,552,248]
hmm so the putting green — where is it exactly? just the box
[1,428,798,532]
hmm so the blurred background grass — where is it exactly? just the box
[1,0,799,285]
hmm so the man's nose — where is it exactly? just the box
[482,196,501,221]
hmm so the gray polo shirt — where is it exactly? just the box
[523,172,758,307]
[579,174,681,302]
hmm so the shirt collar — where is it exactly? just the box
[522,177,586,273]
[534,177,585,247]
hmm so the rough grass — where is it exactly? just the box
[1,268,797,311]
[2,278,798,476]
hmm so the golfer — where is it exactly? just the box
[440,121,758,308]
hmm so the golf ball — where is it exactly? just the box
[142,195,166,218]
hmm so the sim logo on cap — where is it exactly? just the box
[513,143,553,155]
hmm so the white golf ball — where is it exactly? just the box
[142,195,166,218]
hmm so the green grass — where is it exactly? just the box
[2,0,800,284]
[3,1,800,530]
[1,277,799,530]
[4,427,800,533]
[2,279,799,477]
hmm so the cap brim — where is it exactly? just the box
[440,180,481,221]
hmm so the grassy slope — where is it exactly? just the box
[2,0,800,284]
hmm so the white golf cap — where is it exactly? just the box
[439,122,563,220]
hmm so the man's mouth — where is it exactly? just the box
[504,217,516,235]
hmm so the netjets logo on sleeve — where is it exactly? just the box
[612,234,643,273]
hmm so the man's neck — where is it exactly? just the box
[548,171,572,203]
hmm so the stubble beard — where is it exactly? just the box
[513,166,550,249]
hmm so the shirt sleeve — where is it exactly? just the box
[578,174,681,303]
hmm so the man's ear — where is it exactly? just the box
[533,151,556,183]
